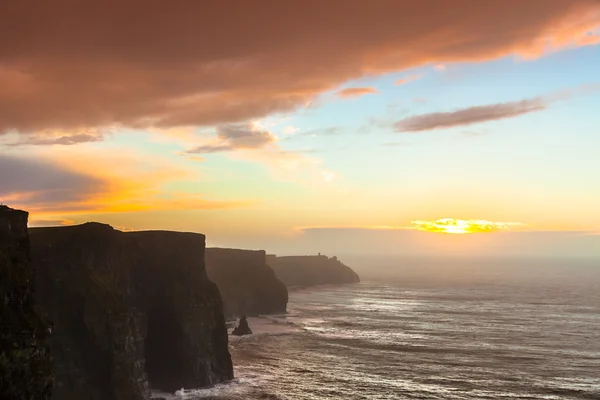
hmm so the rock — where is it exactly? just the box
[231,316,252,336]
[30,223,233,398]
[206,248,288,319]
[0,206,53,400]
[268,254,360,288]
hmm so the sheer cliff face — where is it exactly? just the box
[0,206,52,400]
[268,255,360,288]
[30,223,233,399]
[205,248,288,319]
[129,231,232,392]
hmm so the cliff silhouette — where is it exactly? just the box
[2,207,359,399]
[30,222,233,398]
[267,254,360,288]
[0,206,53,400]
[206,248,288,319]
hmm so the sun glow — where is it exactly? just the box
[411,218,523,234]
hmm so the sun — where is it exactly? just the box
[411,218,522,234]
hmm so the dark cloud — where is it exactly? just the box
[0,154,107,210]
[6,134,103,147]
[186,124,276,154]
[217,125,275,148]
[1,0,598,133]
[395,97,547,132]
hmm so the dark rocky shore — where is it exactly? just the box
[1,205,360,399]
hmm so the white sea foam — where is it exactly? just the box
[151,377,256,399]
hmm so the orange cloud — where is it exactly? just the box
[82,193,253,214]
[28,219,75,227]
[335,87,379,98]
[395,73,424,85]
[1,1,598,133]
[0,154,109,211]
[1,146,252,218]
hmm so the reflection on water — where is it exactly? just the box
[156,260,600,399]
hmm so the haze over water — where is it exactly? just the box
[164,257,600,399]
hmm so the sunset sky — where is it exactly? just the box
[1,1,600,256]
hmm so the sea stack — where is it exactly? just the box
[0,206,53,400]
[231,316,252,336]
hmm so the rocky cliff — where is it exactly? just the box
[268,255,360,288]
[0,206,53,400]
[30,223,233,399]
[205,248,287,319]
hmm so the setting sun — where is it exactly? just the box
[411,218,523,234]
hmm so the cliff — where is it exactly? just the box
[267,255,360,288]
[205,248,287,319]
[0,206,53,400]
[30,223,233,399]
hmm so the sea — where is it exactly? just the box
[155,257,600,399]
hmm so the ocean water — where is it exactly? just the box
[157,258,600,399]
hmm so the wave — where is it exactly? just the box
[164,274,600,399]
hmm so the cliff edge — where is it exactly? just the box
[267,254,360,288]
[206,248,288,319]
[30,223,233,399]
[0,206,53,400]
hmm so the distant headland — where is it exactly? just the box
[267,254,360,288]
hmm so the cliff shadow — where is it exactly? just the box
[144,299,187,391]
[30,224,233,398]
[205,248,288,319]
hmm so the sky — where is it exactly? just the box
[1,0,600,257]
